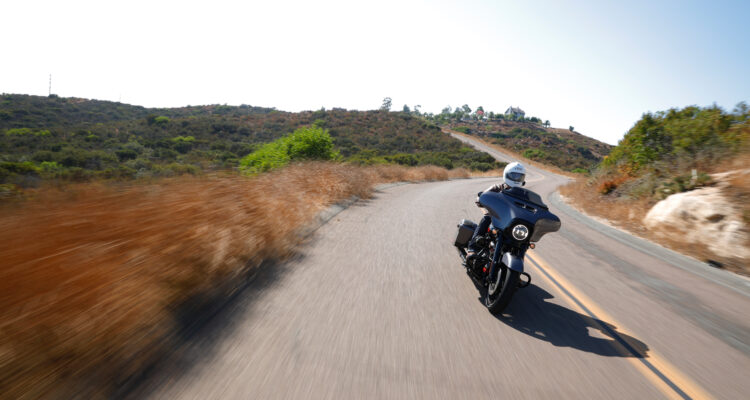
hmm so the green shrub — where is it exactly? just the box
[0,161,39,174]
[239,141,290,173]
[240,126,338,174]
[286,126,337,160]
[115,148,139,161]
[5,128,52,137]
[604,105,748,173]
[154,116,170,125]
[32,150,55,162]
[5,128,33,136]
[474,162,496,171]
[522,148,547,160]
[170,136,196,153]
[385,153,418,166]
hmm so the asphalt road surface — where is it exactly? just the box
[139,133,750,399]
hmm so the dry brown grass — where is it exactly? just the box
[0,162,471,399]
[560,170,750,276]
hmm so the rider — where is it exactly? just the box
[466,162,527,261]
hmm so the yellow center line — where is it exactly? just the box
[526,251,715,400]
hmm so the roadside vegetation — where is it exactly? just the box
[561,103,750,274]
[0,94,501,195]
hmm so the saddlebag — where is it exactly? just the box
[455,219,477,247]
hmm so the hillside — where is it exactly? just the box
[445,120,612,171]
[562,103,749,274]
[0,94,501,188]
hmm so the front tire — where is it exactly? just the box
[485,267,519,314]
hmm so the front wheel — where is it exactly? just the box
[485,267,519,314]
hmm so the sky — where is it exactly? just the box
[2,0,748,145]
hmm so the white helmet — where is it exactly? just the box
[503,162,526,188]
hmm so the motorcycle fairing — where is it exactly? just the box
[479,189,561,242]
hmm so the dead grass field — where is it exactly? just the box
[0,162,479,399]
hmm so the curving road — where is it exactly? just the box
[138,133,750,399]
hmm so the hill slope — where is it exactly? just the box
[0,94,501,187]
[445,120,612,171]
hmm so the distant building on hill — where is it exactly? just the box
[505,106,525,119]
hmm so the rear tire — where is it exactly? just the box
[485,267,519,315]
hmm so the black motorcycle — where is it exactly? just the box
[454,186,561,314]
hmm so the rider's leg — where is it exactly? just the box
[467,215,492,255]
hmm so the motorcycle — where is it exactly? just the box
[454,186,561,314]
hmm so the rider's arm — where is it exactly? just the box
[476,184,502,205]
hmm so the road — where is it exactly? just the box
[138,133,750,399]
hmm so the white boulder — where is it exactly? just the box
[643,185,749,259]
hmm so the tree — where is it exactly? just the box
[544,120,550,128]
[402,104,411,113]
[413,105,421,116]
[441,106,452,115]
[462,104,472,114]
[569,126,575,132]
[380,97,392,111]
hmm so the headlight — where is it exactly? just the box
[511,224,529,241]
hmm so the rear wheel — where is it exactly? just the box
[485,266,519,314]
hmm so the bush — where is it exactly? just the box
[170,136,196,154]
[115,148,139,161]
[604,105,748,173]
[240,126,338,174]
[32,150,55,162]
[5,128,33,136]
[522,148,547,160]
[0,161,39,175]
[154,116,170,125]
[286,126,337,160]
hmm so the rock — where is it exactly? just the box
[643,185,750,259]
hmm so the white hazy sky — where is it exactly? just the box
[2,0,748,144]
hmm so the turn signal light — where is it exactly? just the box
[529,243,536,249]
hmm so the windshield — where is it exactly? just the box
[504,187,548,210]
